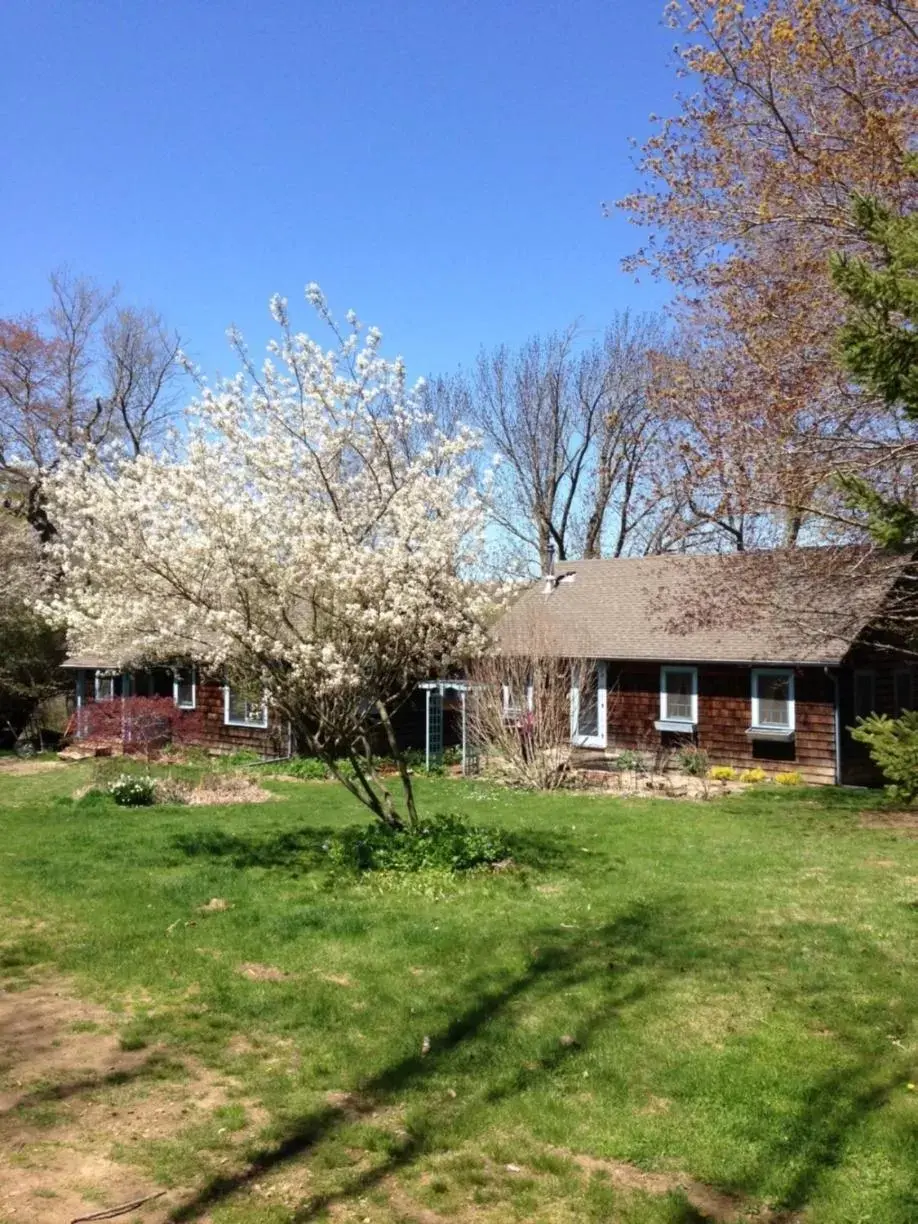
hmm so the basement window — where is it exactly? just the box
[748,669,795,740]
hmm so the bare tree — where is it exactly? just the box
[462,313,669,572]
[467,646,574,790]
[0,270,185,544]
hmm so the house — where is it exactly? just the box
[61,655,464,762]
[496,548,916,785]
[62,654,290,757]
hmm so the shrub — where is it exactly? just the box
[678,747,710,777]
[109,774,156,806]
[78,695,205,757]
[615,749,643,773]
[774,771,803,787]
[324,814,511,875]
[278,756,330,780]
[851,712,918,803]
[709,765,738,782]
[739,767,767,784]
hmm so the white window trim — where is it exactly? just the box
[174,665,197,710]
[657,666,698,731]
[570,660,607,749]
[223,683,268,729]
[853,669,877,721]
[750,668,795,734]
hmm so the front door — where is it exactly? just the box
[571,660,607,749]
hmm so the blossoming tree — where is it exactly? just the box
[45,286,492,828]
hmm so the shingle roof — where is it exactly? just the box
[495,548,897,666]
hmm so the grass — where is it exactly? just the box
[2,763,918,1221]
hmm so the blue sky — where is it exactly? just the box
[1,1,677,380]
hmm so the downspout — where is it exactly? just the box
[826,667,842,786]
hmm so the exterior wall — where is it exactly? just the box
[73,669,287,758]
[598,661,838,785]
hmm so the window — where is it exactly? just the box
[174,666,196,710]
[94,671,117,701]
[750,669,795,733]
[658,667,698,727]
[854,670,876,721]
[502,679,533,721]
[895,669,913,716]
[224,684,268,728]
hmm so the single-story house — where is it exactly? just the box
[496,548,916,785]
[62,656,464,763]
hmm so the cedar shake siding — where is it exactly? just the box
[497,549,918,788]
[596,662,837,784]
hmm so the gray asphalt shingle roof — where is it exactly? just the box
[495,549,895,666]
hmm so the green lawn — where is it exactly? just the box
[2,764,918,1222]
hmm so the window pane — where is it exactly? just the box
[96,673,114,701]
[577,663,599,738]
[757,673,790,727]
[664,671,693,721]
[175,668,194,707]
[227,688,249,723]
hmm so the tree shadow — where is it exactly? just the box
[0,1052,170,1118]
[169,900,685,1222]
[170,821,577,873]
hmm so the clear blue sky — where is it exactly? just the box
[1,1,677,380]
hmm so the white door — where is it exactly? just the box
[571,661,607,749]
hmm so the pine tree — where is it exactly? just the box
[831,178,918,549]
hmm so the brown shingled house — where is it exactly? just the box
[496,549,916,785]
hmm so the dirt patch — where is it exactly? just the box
[0,976,265,1224]
[552,1147,764,1223]
[237,962,291,982]
[0,758,68,776]
[861,810,918,834]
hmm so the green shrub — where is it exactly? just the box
[678,747,709,777]
[278,756,330,780]
[774,771,803,787]
[615,750,642,773]
[324,814,511,875]
[851,711,918,803]
[109,774,156,807]
[709,765,738,782]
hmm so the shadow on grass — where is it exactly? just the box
[170,822,577,873]
[1,1052,173,1118]
[169,901,704,1222]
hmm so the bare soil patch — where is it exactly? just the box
[0,977,263,1224]
[236,962,290,982]
[0,759,68,776]
[861,810,918,834]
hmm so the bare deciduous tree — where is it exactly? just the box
[0,269,184,545]
[458,313,669,573]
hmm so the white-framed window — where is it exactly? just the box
[501,679,533,721]
[571,660,607,749]
[750,668,795,732]
[224,684,268,729]
[94,670,116,701]
[895,668,913,716]
[174,666,196,710]
[853,669,877,722]
[658,666,698,727]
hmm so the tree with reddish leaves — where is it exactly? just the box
[78,696,205,760]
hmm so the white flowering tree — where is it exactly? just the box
[45,286,492,829]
